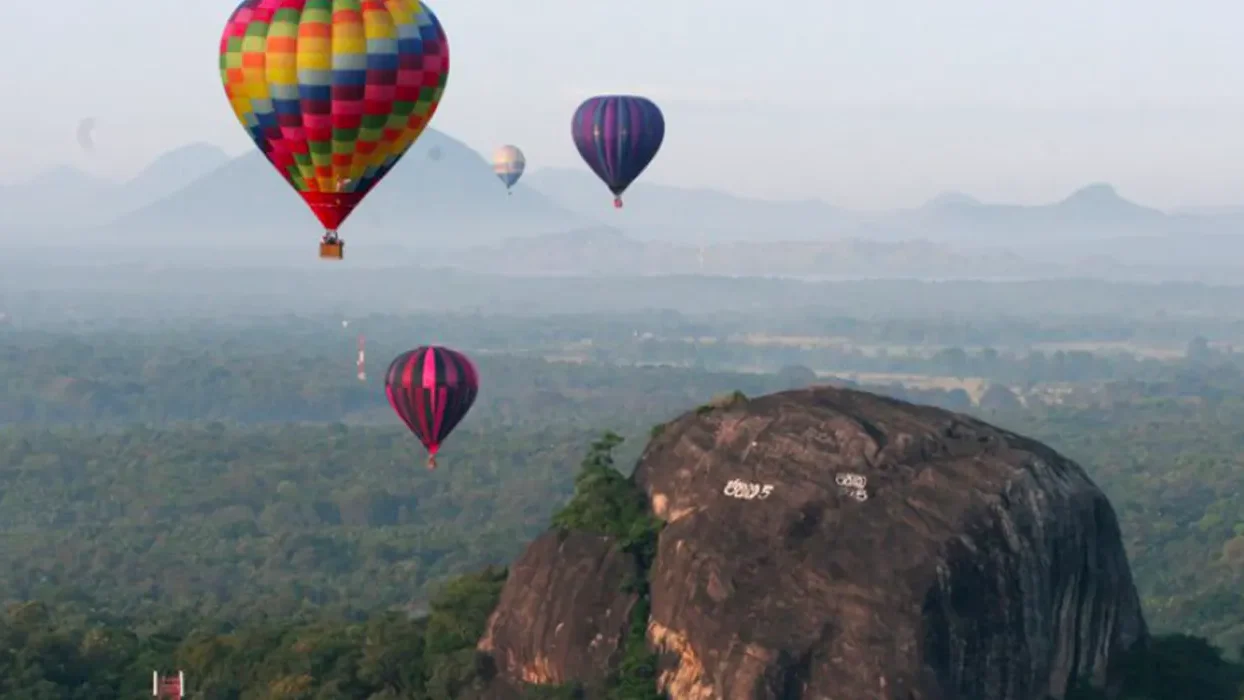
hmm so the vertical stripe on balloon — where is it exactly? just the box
[385,346,478,459]
[571,95,664,200]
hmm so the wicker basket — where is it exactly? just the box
[319,241,344,259]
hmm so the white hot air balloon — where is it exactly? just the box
[491,145,526,195]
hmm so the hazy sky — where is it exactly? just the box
[2,0,1242,208]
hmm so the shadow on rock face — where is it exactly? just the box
[638,387,1146,700]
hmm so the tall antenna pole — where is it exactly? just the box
[357,334,366,382]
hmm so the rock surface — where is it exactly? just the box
[481,386,1147,699]
[478,530,639,694]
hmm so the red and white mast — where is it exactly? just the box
[357,334,366,382]
[153,671,185,698]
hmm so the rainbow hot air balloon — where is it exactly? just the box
[491,145,525,195]
[571,95,664,208]
[385,345,479,470]
[219,0,450,260]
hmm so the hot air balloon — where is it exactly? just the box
[385,345,478,469]
[491,145,525,195]
[76,118,97,153]
[219,0,450,260]
[571,95,664,208]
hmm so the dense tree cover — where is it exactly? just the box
[4,326,1244,647]
[0,325,808,426]
[11,300,1244,353]
[1,438,1241,698]
[0,424,585,621]
[5,317,1244,695]
[0,567,509,699]
[3,587,1243,698]
[0,434,665,699]
[10,263,1244,330]
[1064,634,1244,699]
[8,320,1244,430]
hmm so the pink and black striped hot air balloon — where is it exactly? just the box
[384,345,479,469]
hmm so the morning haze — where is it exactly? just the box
[1,1,1244,284]
[1,0,1242,206]
[0,0,1241,310]
[7,4,1244,698]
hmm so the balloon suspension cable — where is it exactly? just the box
[613,197,623,208]
[322,230,340,243]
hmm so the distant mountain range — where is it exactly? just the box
[521,168,854,243]
[0,143,230,231]
[6,131,1244,278]
[94,131,587,249]
[414,227,1052,279]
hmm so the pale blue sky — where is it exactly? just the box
[1,0,1242,208]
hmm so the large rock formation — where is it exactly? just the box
[478,530,640,694]
[479,387,1147,699]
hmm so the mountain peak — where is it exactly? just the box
[100,128,589,247]
[123,143,230,187]
[134,142,229,172]
[1060,182,1123,206]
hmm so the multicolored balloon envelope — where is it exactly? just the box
[571,95,664,208]
[219,0,449,250]
[491,145,525,194]
[385,345,479,469]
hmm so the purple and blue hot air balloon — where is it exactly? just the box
[571,95,665,208]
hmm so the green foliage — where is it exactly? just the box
[549,433,665,698]
[694,390,749,415]
[423,566,508,658]
[0,325,797,428]
[0,566,510,698]
[7,316,1244,694]
[522,682,584,699]
[419,567,509,698]
[551,433,660,556]
[1115,634,1244,700]
[1060,634,1244,700]
[4,595,1240,699]
[605,594,663,700]
[0,424,583,622]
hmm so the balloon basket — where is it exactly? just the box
[319,241,344,260]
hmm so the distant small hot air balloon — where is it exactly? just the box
[219,0,450,260]
[491,145,525,195]
[385,346,479,469]
[76,118,97,153]
[571,95,664,208]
